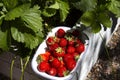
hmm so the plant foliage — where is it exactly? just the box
[0,0,120,55]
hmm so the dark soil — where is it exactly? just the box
[86,42,120,80]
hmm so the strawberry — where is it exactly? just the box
[37,52,50,63]
[48,43,59,52]
[46,36,55,46]
[56,28,65,38]
[67,46,75,54]
[53,47,65,57]
[54,36,60,43]
[57,66,68,77]
[38,61,50,72]
[72,52,80,61]
[47,67,57,76]
[59,38,67,47]
[51,58,61,68]
[75,39,82,46]
[68,38,75,46]
[63,53,74,63]
[76,44,85,53]
[66,59,76,71]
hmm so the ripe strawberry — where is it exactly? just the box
[48,43,59,52]
[63,53,74,63]
[53,47,65,57]
[47,67,57,76]
[67,46,75,54]
[57,66,68,77]
[65,36,75,46]
[59,38,67,47]
[37,52,50,63]
[56,28,65,38]
[46,36,55,46]
[66,59,76,71]
[76,44,85,53]
[51,58,61,68]
[72,52,80,61]
[38,61,50,72]
[75,39,82,46]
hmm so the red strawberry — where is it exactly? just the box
[66,36,75,46]
[59,38,67,47]
[72,52,80,61]
[56,28,65,38]
[51,58,61,68]
[47,67,57,76]
[67,46,75,54]
[37,52,50,63]
[76,44,85,53]
[66,59,76,71]
[49,55,54,62]
[38,61,50,72]
[57,66,68,77]
[63,53,74,63]
[75,39,82,45]
[53,47,65,57]
[48,43,59,51]
[46,36,55,46]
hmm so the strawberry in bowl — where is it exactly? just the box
[31,26,88,80]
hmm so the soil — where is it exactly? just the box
[86,42,120,80]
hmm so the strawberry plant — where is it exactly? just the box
[0,0,120,80]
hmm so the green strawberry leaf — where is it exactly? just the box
[11,27,43,49]
[2,0,18,11]
[42,8,56,17]
[5,3,30,20]
[98,13,112,28]
[107,0,120,17]
[91,22,101,33]
[58,0,70,22]
[21,5,43,33]
[49,1,59,9]
[0,30,8,51]
[72,0,97,12]
[80,11,95,26]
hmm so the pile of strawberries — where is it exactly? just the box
[37,28,85,77]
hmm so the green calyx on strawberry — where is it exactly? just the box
[54,47,65,57]
[72,52,80,61]
[57,66,69,77]
[46,36,60,46]
[48,43,59,52]
[46,36,55,46]
[65,36,75,46]
[36,52,50,63]
[51,58,61,68]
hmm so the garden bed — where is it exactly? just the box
[86,42,120,80]
[0,42,120,80]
